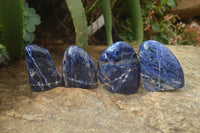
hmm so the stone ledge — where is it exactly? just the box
[169,0,200,18]
[0,45,200,132]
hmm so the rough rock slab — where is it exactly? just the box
[169,0,200,18]
[0,45,200,133]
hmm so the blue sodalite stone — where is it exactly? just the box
[62,45,98,88]
[97,41,140,94]
[139,40,184,91]
[25,44,61,91]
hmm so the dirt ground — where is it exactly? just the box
[0,44,200,133]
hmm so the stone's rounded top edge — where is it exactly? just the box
[139,40,183,63]
[25,44,35,51]
[65,45,84,56]
[98,41,137,62]
[26,43,37,46]
[110,41,132,48]
[66,45,84,52]
[25,44,54,63]
[25,44,43,49]
[66,45,87,51]
[25,44,39,56]
[139,40,171,55]
[67,45,80,49]
[114,41,130,45]
[141,40,161,44]
[105,41,135,53]
[140,40,164,49]
[64,45,96,66]
[25,44,49,54]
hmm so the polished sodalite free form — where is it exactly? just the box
[139,40,184,91]
[97,41,140,94]
[62,45,98,88]
[25,44,61,91]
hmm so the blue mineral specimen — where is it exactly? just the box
[139,40,184,91]
[62,45,98,88]
[97,41,140,94]
[25,44,61,91]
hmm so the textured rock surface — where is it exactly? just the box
[97,41,140,94]
[0,45,200,132]
[25,44,61,91]
[62,45,97,88]
[168,0,200,18]
[139,40,184,91]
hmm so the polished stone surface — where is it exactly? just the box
[97,41,140,94]
[139,40,184,91]
[25,44,61,91]
[62,45,98,88]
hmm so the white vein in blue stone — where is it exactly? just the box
[64,77,97,86]
[26,46,50,88]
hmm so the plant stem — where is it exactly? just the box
[85,0,104,15]
[101,0,113,45]
[0,0,24,60]
[126,0,143,45]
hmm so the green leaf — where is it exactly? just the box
[158,9,164,16]
[2,48,10,60]
[0,44,4,49]
[24,17,30,25]
[65,0,88,49]
[0,54,5,64]
[23,2,41,44]
[167,0,176,8]
[160,0,168,5]
[145,1,153,9]
[152,24,160,32]
[24,1,29,9]
[160,33,169,40]
[24,9,29,16]
[24,8,36,17]
[30,14,41,25]
[27,8,36,15]
[23,29,30,42]
[29,32,35,43]
[25,23,35,32]
[23,30,35,43]
[0,44,10,65]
